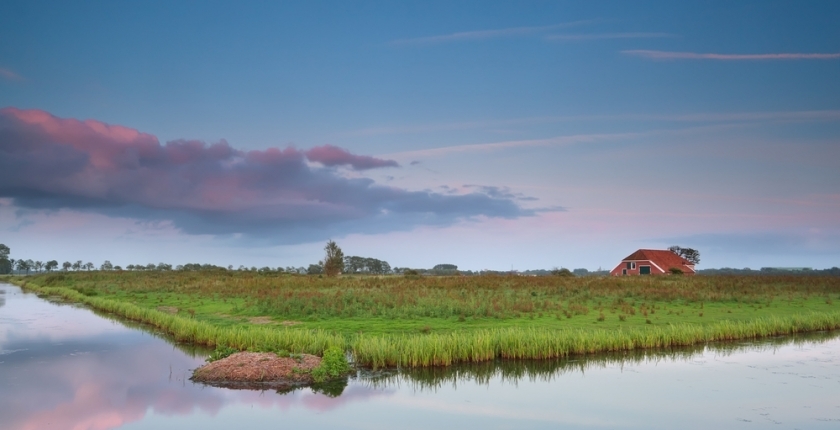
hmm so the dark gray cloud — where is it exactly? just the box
[0,108,533,243]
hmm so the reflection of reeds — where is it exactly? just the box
[364,331,840,392]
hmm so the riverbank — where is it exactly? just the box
[7,273,840,368]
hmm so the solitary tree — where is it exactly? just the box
[320,240,344,277]
[0,244,10,275]
[72,261,82,271]
[100,260,113,271]
[668,246,700,265]
[62,261,72,271]
[0,259,11,275]
[45,260,59,272]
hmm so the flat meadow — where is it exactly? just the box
[7,271,840,367]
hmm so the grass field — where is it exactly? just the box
[6,272,840,367]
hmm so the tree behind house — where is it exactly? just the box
[669,246,701,265]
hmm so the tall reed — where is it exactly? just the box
[14,280,344,354]
[351,313,840,368]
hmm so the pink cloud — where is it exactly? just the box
[0,67,22,81]
[622,50,840,60]
[0,107,529,242]
[305,144,399,170]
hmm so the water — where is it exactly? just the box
[1,282,839,430]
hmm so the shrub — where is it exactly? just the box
[312,346,351,382]
[206,345,238,362]
[551,268,574,277]
[669,267,684,275]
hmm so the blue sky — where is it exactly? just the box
[1,1,839,270]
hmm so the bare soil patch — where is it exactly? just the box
[281,320,302,326]
[248,316,274,325]
[191,352,321,389]
[157,306,178,314]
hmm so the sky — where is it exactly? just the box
[1,0,839,271]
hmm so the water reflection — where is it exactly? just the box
[2,282,840,430]
[0,283,392,430]
[375,331,840,392]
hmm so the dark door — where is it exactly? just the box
[640,266,651,275]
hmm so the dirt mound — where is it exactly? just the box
[157,306,178,314]
[191,352,321,389]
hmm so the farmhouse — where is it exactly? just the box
[610,249,696,276]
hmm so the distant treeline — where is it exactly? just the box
[391,266,611,277]
[3,240,837,277]
[697,267,840,276]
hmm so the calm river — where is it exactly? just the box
[1,282,839,429]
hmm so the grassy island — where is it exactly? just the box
[6,272,840,368]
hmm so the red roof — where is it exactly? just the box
[622,249,694,269]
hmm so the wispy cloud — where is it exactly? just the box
[0,67,22,81]
[383,121,784,160]
[385,132,641,159]
[623,50,840,60]
[342,109,840,137]
[547,32,674,41]
[389,20,594,46]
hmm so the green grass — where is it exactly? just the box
[6,272,840,368]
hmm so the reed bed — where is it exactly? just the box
[21,271,840,322]
[9,276,840,369]
[15,280,343,354]
[351,312,840,368]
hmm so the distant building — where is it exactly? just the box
[610,249,696,276]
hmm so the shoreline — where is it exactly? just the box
[7,276,840,369]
